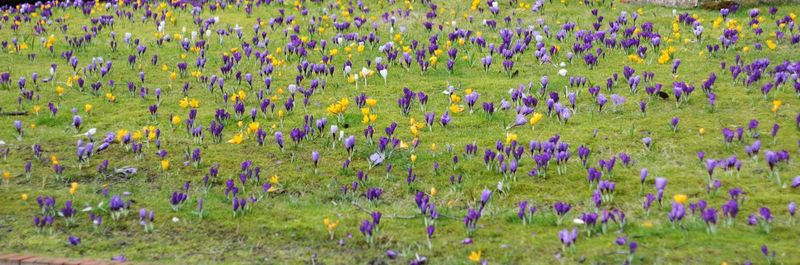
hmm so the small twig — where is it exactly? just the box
[0,111,29,116]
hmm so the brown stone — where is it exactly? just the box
[78,260,113,265]
[0,253,18,260]
[0,254,36,265]
[0,255,125,265]
[48,258,71,265]
[21,256,59,265]
[62,259,83,265]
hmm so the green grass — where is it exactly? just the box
[1,0,799,264]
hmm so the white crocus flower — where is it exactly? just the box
[380,69,388,85]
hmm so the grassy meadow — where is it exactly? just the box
[1,0,799,264]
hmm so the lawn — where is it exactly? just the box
[0,0,799,264]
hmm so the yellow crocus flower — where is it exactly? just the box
[180,97,191,108]
[449,104,463,113]
[505,133,518,144]
[247,122,260,134]
[530,113,543,127]
[270,175,280,184]
[468,251,482,262]
[131,130,142,141]
[674,194,688,204]
[771,100,781,113]
[227,133,244,144]
[171,115,182,125]
[766,40,777,50]
[450,94,461,103]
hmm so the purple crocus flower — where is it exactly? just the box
[311,151,320,170]
[60,200,76,219]
[465,92,480,113]
[629,241,638,255]
[759,207,773,222]
[482,55,493,71]
[558,227,578,248]
[359,219,374,237]
[596,94,608,111]
[72,115,83,131]
[479,189,492,211]
[668,202,686,222]
[111,255,127,262]
[344,135,356,157]
[371,211,382,228]
[440,112,452,127]
[554,201,571,225]
[771,123,779,138]
[68,236,81,246]
[793,176,800,188]
[13,120,23,136]
[762,244,776,262]
[720,8,730,17]
[643,193,656,213]
[517,201,532,222]
[610,94,625,106]
[655,177,667,190]
[540,76,549,90]
[274,131,284,150]
[642,137,653,149]
[671,59,681,74]
[508,114,528,129]
[702,208,719,233]
[670,117,679,131]
[655,177,668,204]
